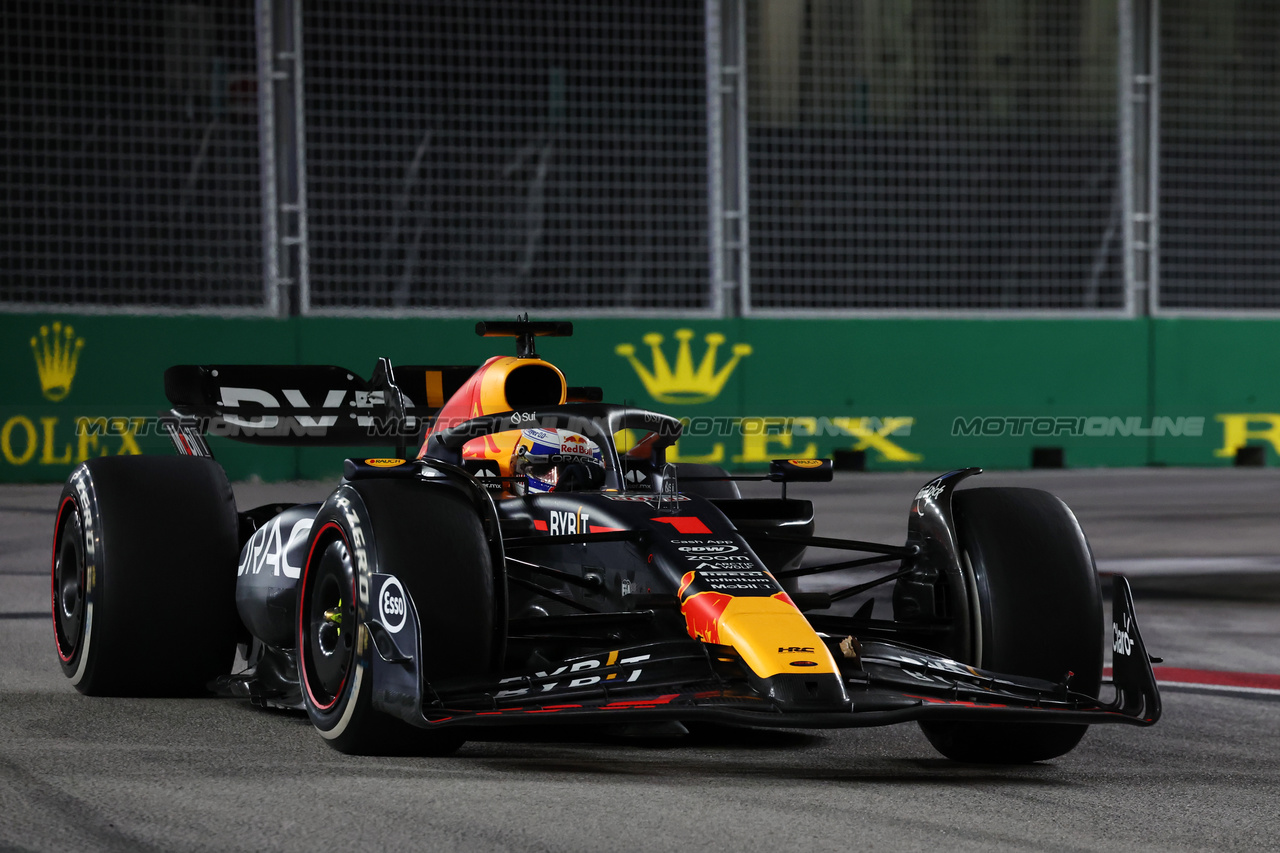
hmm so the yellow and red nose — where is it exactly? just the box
[679,587,840,679]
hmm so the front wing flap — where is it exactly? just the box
[368,574,1161,731]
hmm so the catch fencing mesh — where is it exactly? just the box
[744,0,1125,312]
[301,0,711,313]
[6,2,1280,317]
[1156,0,1280,312]
[1,1,265,311]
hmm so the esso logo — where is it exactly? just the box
[380,578,407,633]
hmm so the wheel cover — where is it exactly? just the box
[301,537,355,711]
[52,499,85,663]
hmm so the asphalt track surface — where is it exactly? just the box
[3,468,1279,852]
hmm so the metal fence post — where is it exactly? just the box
[255,0,281,315]
[256,0,308,317]
[291,0,311,315]
[705,0,725,317]
[707,0,749,318]
[1119,0,1159,316]
[1146,0,1161,315]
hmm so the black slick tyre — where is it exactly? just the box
[52,456,240,696]
[920,487,1103,764]
[676,463,741,500]
[298,480,497,755]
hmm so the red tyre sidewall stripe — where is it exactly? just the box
[299,520,353,713]
[52,495,77,664]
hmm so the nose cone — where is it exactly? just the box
[682,592,851,712]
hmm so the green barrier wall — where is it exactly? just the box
[0,313,1272,483]
[1151,318,1280,466]
[2,316,296,483]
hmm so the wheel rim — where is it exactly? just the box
[302,537,355,710]
[52,502,85,663]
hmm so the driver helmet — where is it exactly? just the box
[512,427,602,494]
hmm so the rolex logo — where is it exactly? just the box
[615,329,751,404]
[30,322,85,402]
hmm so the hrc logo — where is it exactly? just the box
[615,329,751,404]
[30,322,84,402]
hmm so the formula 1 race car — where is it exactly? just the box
[50,319,1161,762]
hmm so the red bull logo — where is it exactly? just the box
[681,590,734,644]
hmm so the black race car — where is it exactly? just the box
[50,320,1160,762]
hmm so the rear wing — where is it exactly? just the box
[163,319,597,457]
[163,360,478,451]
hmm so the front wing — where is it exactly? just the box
[366,575,1160,732]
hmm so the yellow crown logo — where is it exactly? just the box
[30,322,85,402]
[615,329,751,404]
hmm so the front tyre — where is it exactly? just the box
[920,487,1103,764]
[296,527,390,753]
[299,537,359,719]
[298,481,497,755]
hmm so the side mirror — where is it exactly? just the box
[769,458,833,483]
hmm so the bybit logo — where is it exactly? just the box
[615,329,751,404]
[31,322,85,402]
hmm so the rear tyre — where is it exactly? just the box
[676,463,741,500]
[919,488,1103,764]
[298,480,497,755]
[52,456,240,696]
